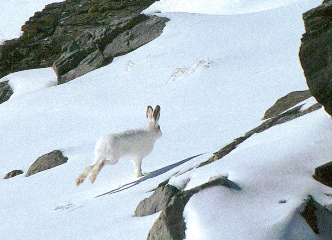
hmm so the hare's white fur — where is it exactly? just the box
[76,105,162,186]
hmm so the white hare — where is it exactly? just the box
[75,105,162,186]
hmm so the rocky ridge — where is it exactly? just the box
[133,91,332,240]
[53,13,168,84]
[0,0,166,86]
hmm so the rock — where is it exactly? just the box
[263,90,312,120]
[0,0,160,80]
[146,88,323,238]
[299,2,332,116]
[3,170,24,179]
[147,177,241,240]
[300,195,332,237]
[102,15,168,58]
[147,192,190,240]
[135,181,180,217]
[25,150,68,177]
[313,161,332,187]
[0,81,13,104]
[199,91,322,167]
[54,14,169,84]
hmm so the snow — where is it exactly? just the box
[1,68,57,98]
[0,0,329,239]
[182,109,332,240]
[143,0,302,15]
[0,0,59,41]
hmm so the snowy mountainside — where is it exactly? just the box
[0,0,330,239]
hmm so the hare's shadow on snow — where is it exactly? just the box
[95,153,206,198]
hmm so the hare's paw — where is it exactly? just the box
[136,172,150,178]
[75,166,93,186]
[75,176,85,186]
[136,172,143,178]
[89,174,97,184]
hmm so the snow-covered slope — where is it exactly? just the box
[143,0,302,15]
[0,0,329,239]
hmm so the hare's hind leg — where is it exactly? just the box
[89,159,106,184]
[89,158,119,184]
[76,165,94,186]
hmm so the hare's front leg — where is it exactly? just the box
[133,158,143,178]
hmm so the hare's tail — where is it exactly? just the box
[76,165,93,186]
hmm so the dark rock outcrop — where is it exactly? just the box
[146,177,241,240]
[144,90,323,239]
[3,170,24,179]
[301,196,332,237]
[25,150,68,177]
[134,181,180,217]
[0,81,13,104]
[313,161,332,187]
[54,14,168,84]
[147,191,190,240]
[299,1,332,116]
[263,90,312,120]
[0,0,164,83]
[199,91,321,167]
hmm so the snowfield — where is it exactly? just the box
[0,0,329,239]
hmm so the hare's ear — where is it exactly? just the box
[146,106,153,119]
[153,105,160,121]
